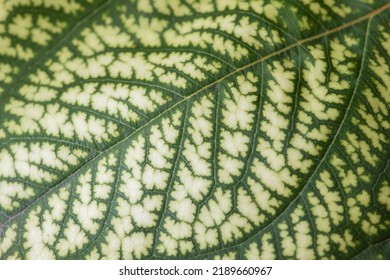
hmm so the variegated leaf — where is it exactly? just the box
[0,0,389,260]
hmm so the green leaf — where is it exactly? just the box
[0,0,389,260]
[353,239,390,259]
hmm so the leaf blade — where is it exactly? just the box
[0,0,389,259]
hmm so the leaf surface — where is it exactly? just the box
[0,0,390,259]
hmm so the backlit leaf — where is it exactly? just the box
[0,0,389,259]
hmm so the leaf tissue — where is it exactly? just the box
[0,0,389,260]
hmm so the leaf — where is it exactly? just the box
[353,239,390,259]
[0,0,389,260]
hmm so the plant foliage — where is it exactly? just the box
[0,0,390,259]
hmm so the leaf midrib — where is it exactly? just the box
[1,2,390,238]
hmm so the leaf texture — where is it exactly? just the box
[0,0,390,260]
